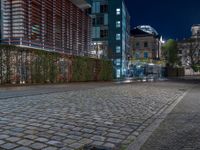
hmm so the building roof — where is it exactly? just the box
[192,24,200,27]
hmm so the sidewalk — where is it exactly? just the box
[140,85,200,150]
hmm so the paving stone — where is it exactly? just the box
[14,146,32,150]
[91,141,104,146]
[43,146,58,150]
[0,134,9,139]
[47,140,64,147]
[69,142,84,149]
[24,135,38,140]
[82,133,93,138]
[1,143,18,149]
[67,135,82,140]
[6,137,21,142]
[30,142,47,149]
[51,136,65,141]
[81,128,95,134]
[79,138,93,145]
[107,138,122,144]
[91,135,106,142]
[17,139,34,146]
[0,140,5,145]
[103,143,116,149]
[35,137,49,142]
[107,133,125,139]
[63,139,77,145]
[59,147,73,150]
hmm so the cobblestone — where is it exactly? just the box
[140,84,200,150]
[14,146,32,150]
[1,143,18,149]
[0,82,193,149]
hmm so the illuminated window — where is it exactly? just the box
[116,46,121,53]
[116,21,121,28]
[116,8,121,15]
[116,34,121,40]
[116,69,121,78]
[115,59,121,66]
[144,52,148,58]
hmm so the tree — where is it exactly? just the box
[162,39,179,66]
[187,38,200,72]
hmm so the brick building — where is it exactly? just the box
[1,0,92,56]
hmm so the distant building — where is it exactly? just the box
[191,24,200,39]
[88,0,130,78]
[130,25,162,62]
[0,0,92,57]
[0,0,2,40]
[178,25,200,75]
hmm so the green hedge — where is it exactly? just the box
[0,44,113,84]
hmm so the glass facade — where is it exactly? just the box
[89,0,130,78]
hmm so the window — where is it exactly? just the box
[116,34,121,40]
[116,59,121,66]
[92,27,100,38]
[116,21,121,28]
[104,14,108,25]
[96,16,104,25]
[92,18,96,25]
[116,69,121,78]
[144,52,148,58]
[136,42,140,47]
[144,42,148,47]
[100,29,108,38]
[116,46,121,53]
[92,2,100,13]
[100,4,108,13]
[116,8,121,15]
[136,52,140,59]
[85,8,91,14]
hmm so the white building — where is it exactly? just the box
[178,25,200,75]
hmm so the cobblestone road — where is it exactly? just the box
[141,84,200,150]
[0,82,194,150]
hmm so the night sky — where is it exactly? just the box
[125,0,200,40]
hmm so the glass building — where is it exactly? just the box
[0,0,92,57]
[87,0,130,78]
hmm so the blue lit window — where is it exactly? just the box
[116,21,121,28]
[144,52,148,58]
[116,69,121,78]
[116,8,121,15]
[116,59,121,66]
[116,34,121,40]
[116,46,121,53]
